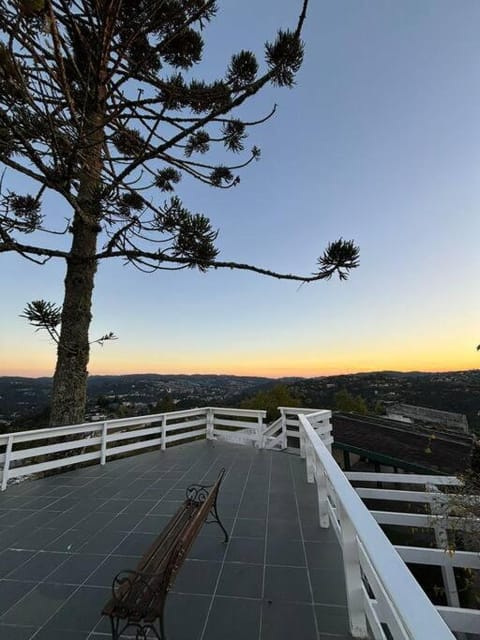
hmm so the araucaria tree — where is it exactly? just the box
[0,0,359,426]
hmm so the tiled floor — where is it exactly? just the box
[0,440,352,639]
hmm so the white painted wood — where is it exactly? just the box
[362,593,388,640]
[107,437,163,457]
[314,462,329,528]
[370,510,472,529]
[338,503,368,637]
[436,607,480,634]
[395,546,480,569]
[346,472,461,486]
[256,414,263,448]
[10,436,102,460]
[212,418,258,429]
[165,429,206,444]
[359,544,412,639]
[100,422,108,465]
[161,415,167,451]
[165,418,206,431]
[355,487,449,503]
[214,431,256,445]
[210,407,266,418]
[206,407,214,440]
[1,435,13,491]
[8,450,100,477]
[106,426,159,443]
[298,414,454,639]
[306,442,314,484]
[428,484,460,609]
[285,429,301,438]
[12,423,100,444]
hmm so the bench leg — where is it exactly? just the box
[109,615,120,640]
[211,502,229,543]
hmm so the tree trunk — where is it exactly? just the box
[50,218,98,426]
[49,111,104,426]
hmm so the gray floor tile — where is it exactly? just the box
[79,530,127,555]
[8,552,67,582]
[232,518,266,538]
[46,529,92,553]
[266,539,305,566]
[135,514,171,534]
[86,555,135,587]
[0,625,36,640]
[315,603,350,636]
[203,596,262,640]
[216,562,263,598]
[188,536,227,562]
[0,550,36,578]
[45,554,103,585]
[34,628,90,639]
[163,593,211,640]
[267,517,302,540]
[261,601,317,640]
[310,568,348,605]
[1,582,76,626]
[0,442,351,639]
[173,559,222,595]
[264,565,311,603]
[305,541,343,570]
[111,532,157,557]
[0,581,35,616]
[225,537,264,564]
[44,585,109,632]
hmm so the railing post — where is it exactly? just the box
[299,422,306,459]
[206,408,214,440]
[100,422,108,465]
[306,443,314,483]
[1,435,13,491]
[280,408,288,449]
[427,484,460,608]
[315,461,330,528]
[161,414,167,451]
[338,502,367,638]
[256,412,264,448]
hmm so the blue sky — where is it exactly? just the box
[1,0,479,377]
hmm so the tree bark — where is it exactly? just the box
[50,113,104,426]
[49,220,98,426]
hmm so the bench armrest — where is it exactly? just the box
[112,570,165,615]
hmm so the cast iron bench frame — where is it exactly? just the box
[101,468,229,639]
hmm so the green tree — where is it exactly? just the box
[240,383,302,422]
[0,0,359,426]
[334,388,368,414]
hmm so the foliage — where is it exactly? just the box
[334,388,368,414]
[240,383,302,422]
[0,0,360,425]
[20,299,117,347]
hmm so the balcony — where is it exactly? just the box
[0,408,478,639]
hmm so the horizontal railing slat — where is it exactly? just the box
[10,436,102,461]
[8,451,100,477]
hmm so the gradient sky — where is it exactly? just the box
[1,0,480,378]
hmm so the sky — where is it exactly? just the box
[1,0,480,379]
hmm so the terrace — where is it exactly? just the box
[0,407,478,640]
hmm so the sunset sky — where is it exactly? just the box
[1,0,479,379]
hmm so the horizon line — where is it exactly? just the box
[1,367,478,380]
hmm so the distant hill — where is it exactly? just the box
[1,369,479,433]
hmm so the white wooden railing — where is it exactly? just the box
[0,406,266,490]
[1,406,478,639]
[298,412,457,640]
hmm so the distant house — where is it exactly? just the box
[386,402,469,434]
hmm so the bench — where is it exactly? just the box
[101,468,229,639]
